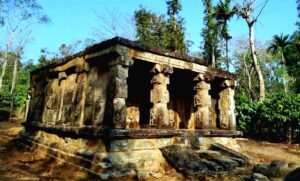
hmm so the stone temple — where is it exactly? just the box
[23,37,244,179]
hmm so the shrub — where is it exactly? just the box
[236,92,300,142]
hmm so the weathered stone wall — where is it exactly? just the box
[31,58,111,129]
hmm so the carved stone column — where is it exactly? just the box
[108,55,133,129]
[193,73,211,129]
[218,79,236,130]
[57,72,67,125]
[149,64,173,128]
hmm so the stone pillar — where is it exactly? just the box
[218,79,236,130]
[57,72,67,125]
[149,64,173,128]
[108,55,133,129]
[193,73,211,129]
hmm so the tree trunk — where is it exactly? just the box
[10,56,18,94]
[0,51,9,92]
[281,52,288,93]
[247,71,253,102]
[9,55,18,121]
[226,38,229,71]
[212,46,216,68]
[287,125,292,145]
[242,53,253,102]
[248,23,265,102]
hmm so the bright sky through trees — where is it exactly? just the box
[1,0,297,63]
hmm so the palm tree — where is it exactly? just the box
[212,0,236,71]
[268,33,290,92]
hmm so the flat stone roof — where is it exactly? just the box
[31,37,236,79]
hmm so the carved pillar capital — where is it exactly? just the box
[150,64,173,75]
[58,72,67,81]
[108,47,134,67]
[193,72,214,83]
[220,79,236,89]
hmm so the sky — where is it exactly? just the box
[2,0,299,63]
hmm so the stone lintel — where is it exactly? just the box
[49,57,84,73]
[58,72,67,81]
[23,122,243,140]
[128,48,208,73]
[84,46,119,60]
[85,45,133,67]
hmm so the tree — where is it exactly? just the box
[285,31,300,93]
[0,0,50,92]
[134,1,189,53]
[166,0,188,53]
[0,0,49,120]
[201,0,220,68]
[232,38,279,102]
[212,0,236,70]
[59,40,83,57]
[92,8,136,41]
[134,7,169,50]
[268,34,291,92]
[235,0,269,102]
[297,0,300,27]
[232,37,255,102]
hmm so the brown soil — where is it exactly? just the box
[0,121,299,180]
[233,139,300,164]
[0,120,90,180]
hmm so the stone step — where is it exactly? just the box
[198,152,239,171]
[196,150,222,157]
[210,143,249,164]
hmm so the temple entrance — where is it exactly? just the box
[169,68,195,129]
[126,60,153,128]
[210,77,223,129]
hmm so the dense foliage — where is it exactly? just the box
[134,0,189,53]
[237,92,300,143]
[0,53,36,119]
[201,0,220,67]
[285,30,300,93]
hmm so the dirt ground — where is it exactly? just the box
[0,120,299,180]
[234,139,300,164]
[0,120,40,180]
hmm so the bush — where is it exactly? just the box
[236,92,300,142]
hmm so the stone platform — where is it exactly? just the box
[24,122,242,139]
[21,122,244,180]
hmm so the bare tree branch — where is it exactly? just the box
[254,0,268,22]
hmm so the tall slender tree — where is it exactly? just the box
[235,0,269,102]
[166,0,188,53]
[297,0,300,27]
[201,0,220,68]
[212,0,236,71]
[268,34,290,92]
[0,0,50,92]
[0,0,49,120]
[285,31,300,93]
